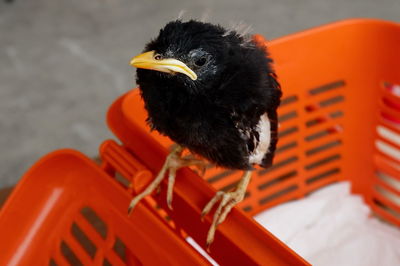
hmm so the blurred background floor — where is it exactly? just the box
[0,0,399,188]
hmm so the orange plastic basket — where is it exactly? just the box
[1,18,400,265]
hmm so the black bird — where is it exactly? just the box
[128,19,281,247]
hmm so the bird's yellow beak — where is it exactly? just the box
[130,51,197,81]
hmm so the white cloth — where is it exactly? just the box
[254,182,400,266]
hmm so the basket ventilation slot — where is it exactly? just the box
[114,172,131,189]
[71,222,97,258]
[259,185,298,205]
[308,80,345,95]
[113,237,127,262]
[61,241,83,266]
[258,170,298,190]
[103,258,112,266]
[380,82,400,124]
[371,82,400,226]
[49,206,143,265]
[373,198,400,221]
[305,154,341,170]
[306,168,340,184]
[80,207,108,239]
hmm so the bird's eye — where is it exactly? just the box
[194,57,207,67]
[154,54,162,60]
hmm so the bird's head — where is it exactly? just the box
[131,20,266,95]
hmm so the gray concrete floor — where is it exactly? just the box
[0,0,399,187]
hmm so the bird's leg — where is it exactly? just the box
[165,153,207,209]
[201,170,252,248]
[128,145,207,214]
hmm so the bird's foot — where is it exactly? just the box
[201,171,252,249]
[128,145,207,214]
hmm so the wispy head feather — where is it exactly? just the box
[199,9,211,22]
[222,21,253,47]
[177,10,186,20]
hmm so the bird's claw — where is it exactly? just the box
[201,170,251,248]
[201,190,246,248]
[128,194,143,215]
[127,146,183,214]
[127,145,208,213]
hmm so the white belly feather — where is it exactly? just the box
[249,113,271,164]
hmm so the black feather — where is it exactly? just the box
[136,20,281,170]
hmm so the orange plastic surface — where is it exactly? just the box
[0,149,211,265]
[1,18,400,265]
